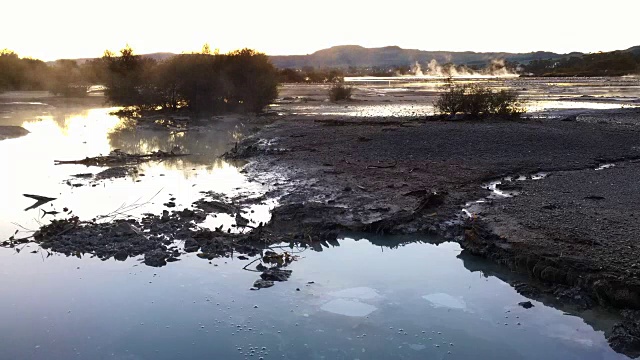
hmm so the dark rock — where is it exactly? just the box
[164,202,176,208]
[518,301,535,309]
[183,238,199,253]
[260,268,292,282]
[253,279,275,289]
[114,249,128,261]
[144,249,168,267]
[608,321,640,358]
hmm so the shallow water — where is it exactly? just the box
[0,237,626,360]
[0,96,633,359]
[280,77,640,118]
[0,103,272,241]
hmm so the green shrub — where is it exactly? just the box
[328,82,353,101]
[434,83,524,117]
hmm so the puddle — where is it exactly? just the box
[0,92,635,359]
[0,104,272,241]
[0,236,626,359]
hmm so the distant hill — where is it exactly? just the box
[50,45,639,69]
[48,52,175,65]
[269,45,584,69]
[627,46,640,56]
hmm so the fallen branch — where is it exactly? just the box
[23,194,56,211]
[54,149,189,166]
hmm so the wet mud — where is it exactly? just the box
[4,83,640,357]
[226,107,640,356]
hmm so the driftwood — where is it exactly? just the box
[23,194,56,211]
[54,149,189,166]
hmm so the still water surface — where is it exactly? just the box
[0,95,632,359]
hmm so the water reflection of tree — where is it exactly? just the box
[307,233,443,252]
[107,119,252,176]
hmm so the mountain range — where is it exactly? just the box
[58,45,640,69]
[269,45,583,68]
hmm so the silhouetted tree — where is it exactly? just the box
[48,59,89,96]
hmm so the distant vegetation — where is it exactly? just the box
[328,81,353,101]
[2,44,640,100]
[0,46,279,114]
[434,83,524,118]
[102,46,279,113]
[0,49,49,92]
[522,50,640,77]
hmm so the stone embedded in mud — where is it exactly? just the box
[518,301,535,309]
[114,249,128,261]
[253,279,275,289]
[260,268,292,282]
[183,238,200,253]
[144,249,169,267]
[609,321,640,358]
[112,221,140,236]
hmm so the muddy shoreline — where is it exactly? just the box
[227,108,640,356]
[4,87,640,356]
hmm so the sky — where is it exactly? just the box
[2,0,639,61]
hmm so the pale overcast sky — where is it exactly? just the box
[2,0,639,60]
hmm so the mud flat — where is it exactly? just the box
[0,125,29,140]
[228,108,640,355]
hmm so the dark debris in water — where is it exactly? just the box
[54,149,189,167]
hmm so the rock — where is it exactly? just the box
[112,222,140,236]
[560,115,577,122]
[144,249,168,267]
[518,301,534,309]
[253,279,275,289]
[164,202,176,208]
[608,321,640,358]
[260,268,292,282]
[183,238,199,253]
[114,249,128,261]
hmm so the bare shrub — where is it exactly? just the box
[328,82,353,101]
[434,82,524,117]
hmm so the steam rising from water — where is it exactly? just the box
[412,61,424,76]
[410,59,518,78]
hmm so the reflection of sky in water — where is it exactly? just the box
[0,238,626,360]
[0,105,271,240]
